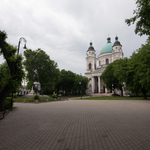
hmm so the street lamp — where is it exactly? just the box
[18,37,27,54]
[79,73,82,99]
[10,37,27,110]
[18,37,27,95]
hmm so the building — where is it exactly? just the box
[85,36,124,95]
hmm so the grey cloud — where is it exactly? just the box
[0,0,147,75]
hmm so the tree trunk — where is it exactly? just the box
[120,87,123,97]
[142,92,147,100]
[0,85,11,110]
[142,88,147,100]
[121,89,123,97]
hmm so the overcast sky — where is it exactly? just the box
[0,0,147,75]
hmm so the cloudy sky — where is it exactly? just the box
[0,0,147,75]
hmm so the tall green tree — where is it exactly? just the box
[24,49,59,94]
[58,69,75,96]
[126,39,150,99]
[125,0,150,36]
[0,31,24,110]
[56,70,89,96]
[73,74,89,96]
[80,76,89,96]
[101,59,128,96]
[0,62,10,90]
[101,62,120,95]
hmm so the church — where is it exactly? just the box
[85,36,124,95]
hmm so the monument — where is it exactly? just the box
[33,71,41,95]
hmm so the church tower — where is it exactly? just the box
[112,36,124,61]
[86,42,96,72]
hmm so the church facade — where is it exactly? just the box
[85,36,124,94]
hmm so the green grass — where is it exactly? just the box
[14,97,57,103]
[76,96,150,100]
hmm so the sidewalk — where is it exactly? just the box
[0,100,150,150]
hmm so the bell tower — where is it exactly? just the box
[112,36,124,61]
[86,42,96,72]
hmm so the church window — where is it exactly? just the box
[106,58,109,65]
[89,63,92,70]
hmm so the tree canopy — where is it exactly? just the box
[24,48,59,94]
[125,0,150,36]
[102,38,150,99]
[0,30,24,110]
[101,59,128,96]
[55,69,89,96]
[126,38,150,99]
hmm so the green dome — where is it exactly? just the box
[100,43,113,55]
[100,37,113,55]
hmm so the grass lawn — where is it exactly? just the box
[76,96,150,100]
[14,97,57,103]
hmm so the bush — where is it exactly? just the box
[51,94,57,98]
[34,94,40,100]
[5,97,12,109]
[13,94,18,98]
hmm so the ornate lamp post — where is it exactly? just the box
[18,37,27,54]
[10,37,27,110]
[18,37,27,95]
[79,73,82,99]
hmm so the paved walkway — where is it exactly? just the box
[0,100,150,150]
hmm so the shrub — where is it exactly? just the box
[52,94,57,98]
[13,94,18,98]
[5,97,12,109]
[34,94,40,100]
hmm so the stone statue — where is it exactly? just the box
[33,71,41,95]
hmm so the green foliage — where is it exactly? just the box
[125,0,150,36]
[24,49,59,94]
[51,94,57,98]
[5,97,12,109]
[56,70,89,96]
[102,39,150,99]
[0,30,25,110]
[0,62,10,90]
[81,96,149,100]
[13,94,17,98]
[34,94,40,100]
[101,59,127,96]
[14,97,55,103]
[126,39,150,99]
[58,69,75,95]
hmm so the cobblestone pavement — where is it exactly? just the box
[0,100,150,150]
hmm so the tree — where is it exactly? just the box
[125,0,150,36]
[0,30,24,110]
[101,59,128,96]
[24,49,59,94]
[80,76,89,96]
[58,69,75,96]
[126,39,150,99]
[113,58,128,96]
[73,74,89,96]
[101,62,120,95]
[0,62,10,90]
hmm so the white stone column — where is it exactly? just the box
[93,59,95,71]
[105,87,108,93]
[92,77,95,93]
[98,76,101,93]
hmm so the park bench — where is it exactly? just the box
[0,109,5,119]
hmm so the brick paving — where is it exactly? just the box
[0,100,150,150]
